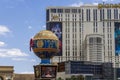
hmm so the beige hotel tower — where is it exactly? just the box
[46,3,120,68]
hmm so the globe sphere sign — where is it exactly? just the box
[30,30,59,59]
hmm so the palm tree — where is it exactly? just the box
[70,75,77,80]
[66,78,71,80]
[57,77,64,80]
[77,75,84,80]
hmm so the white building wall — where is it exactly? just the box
[47,5,120,67]
[85,34,104,62]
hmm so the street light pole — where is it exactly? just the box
[114,62,120,80]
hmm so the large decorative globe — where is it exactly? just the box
[30,30,59,59]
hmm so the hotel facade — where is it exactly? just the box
[46,3,120,68]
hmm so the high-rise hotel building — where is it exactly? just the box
[46,4,120,67]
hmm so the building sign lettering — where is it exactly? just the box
[98,3,120,8]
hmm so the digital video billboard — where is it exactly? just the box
[41,65,57,78]
[47,22,62,56]
[58,62,65,72]
[115,22,120,55]
[34,65,41,78]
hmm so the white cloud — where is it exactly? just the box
[102,0,108,1]
[31,59,36,62]
[70,2,84,7]
[102,0,114,2]
[42,25,46,28]
[28,26,32,29]
[0,48,28,58]
[0,41,6,47]
[12,58,36,62]
[12,58,27,61]
[19,71,34,74]
[93,3,98,5]
[0,25,10,36]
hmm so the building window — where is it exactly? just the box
[103,28,104,33]
[107,9,109,19]
[93,28,96,33]
[68,14,69,17]
[96,22,97,26]
[89,38,93,43]
[119,14,120,19]
[97,37,101,43]
[51,9,56,13]
[86,9,90,21]
[107,9,111,20]
[75,14,76,18]
[110,34,112,38]
[107,22,109,27]
[86,9,88,21]
[95,9,97,21]
[102,9,105,20]
[78,9,81,13]
[93,9,97,21]
[110,22,111,27]
[82,9,84,21]
[100,9,102,21]
[58,9,63,13]
[65,9,70,13]
[66,52,67,56]
[66,45,67,50]
[114,9,118,19]
[72,9,77,13]
[103,22,105,27]
[96,27,98,32]
[88,9,90,21]
[46,9,49,21]
[109,28,111,33]
[93,22,95,32]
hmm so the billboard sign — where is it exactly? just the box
[41,65,57,78]
[58,62,65,72]
[98,3,120,9]
[34,65,41,78]
[47,22,62,56]
[34,65,57,79]
[115,22,120,55]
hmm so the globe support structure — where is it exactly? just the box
[30,30,59,80]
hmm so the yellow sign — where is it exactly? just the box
[98,3,120,9]
[52,15,59,20]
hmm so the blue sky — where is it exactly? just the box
[0,0,119,74]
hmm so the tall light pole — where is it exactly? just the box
[114,62,120,80]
